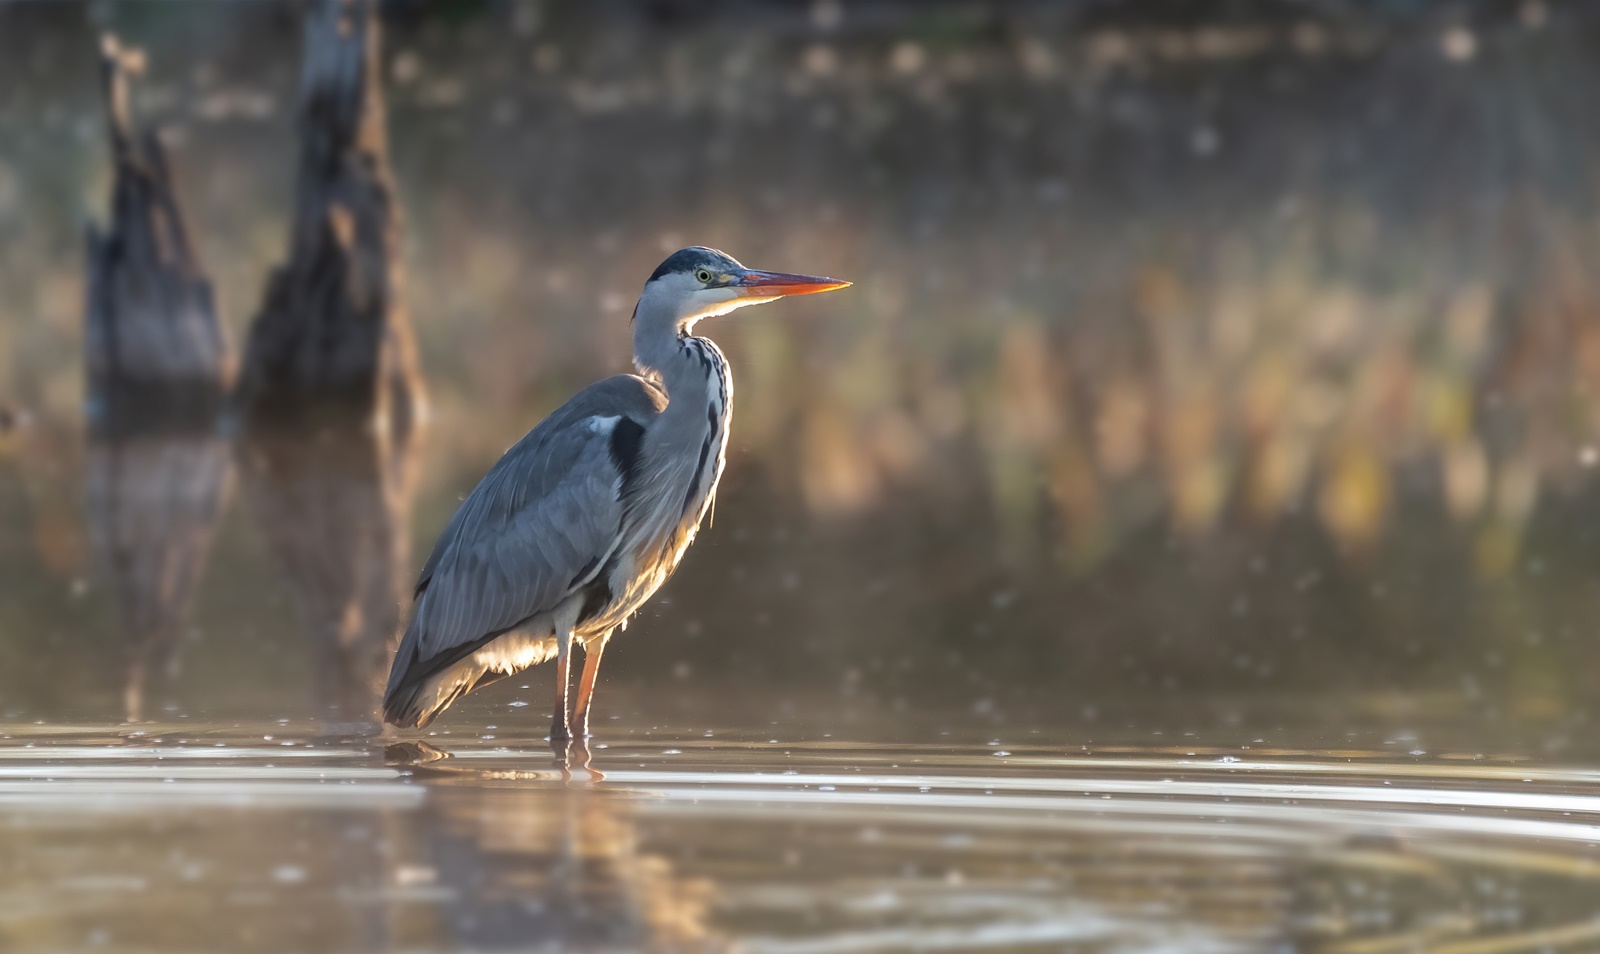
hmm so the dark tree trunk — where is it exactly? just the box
[236,0,425,434]
[85,35,231,424]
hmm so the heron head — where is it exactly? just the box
[641,246,850,326]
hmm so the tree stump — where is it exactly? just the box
[84,35,235,722]
[85,35,232,424]
[236,0,424,434]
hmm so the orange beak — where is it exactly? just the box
[731,269,851,298]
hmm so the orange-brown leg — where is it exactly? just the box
[550,628,573,741]
[571,634,610,739]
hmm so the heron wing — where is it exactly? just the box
[389,375,664,689]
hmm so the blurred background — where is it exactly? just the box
[2,0,1598,753]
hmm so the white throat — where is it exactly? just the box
[631,273,756,382]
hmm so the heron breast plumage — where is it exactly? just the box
[584,334,731,635]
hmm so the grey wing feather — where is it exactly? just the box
[386,375,663,695]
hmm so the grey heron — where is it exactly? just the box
[383,247,849,740]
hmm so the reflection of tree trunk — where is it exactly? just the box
[81,4,427,729]
[84,35,231,419]
[236,0,424,434]
[84,34,235,723]
[87,420,233,723]
[240,418,417,729]
[229,0,424,731]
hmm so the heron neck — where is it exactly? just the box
[639,331,726,415]
[631,295,715,407]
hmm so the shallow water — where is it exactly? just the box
[3,720,1600,952]
[9,3,1600,951]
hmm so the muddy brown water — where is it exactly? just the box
[5,720,1600,953]
[8,3,1600,951]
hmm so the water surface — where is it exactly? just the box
[6,720,1600,952]
[7,3,1600,950]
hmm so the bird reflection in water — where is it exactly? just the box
[389,736,606,783]
[555,736,606,784]
[386,740,718,951]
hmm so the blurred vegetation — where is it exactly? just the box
[1,0,1598,744]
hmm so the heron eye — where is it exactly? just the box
[695,269,713,284]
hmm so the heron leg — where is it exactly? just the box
[572,633,610,739]
[550,626,574,742]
